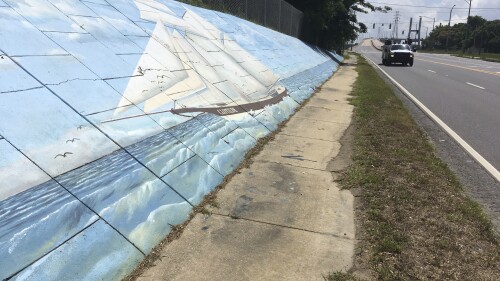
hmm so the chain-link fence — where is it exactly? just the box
[199,0,303,38]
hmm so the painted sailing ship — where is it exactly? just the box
[104,0,287,124]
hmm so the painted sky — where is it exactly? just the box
[357,0,500,40]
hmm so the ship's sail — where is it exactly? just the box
[113,21,187,115]
[112,0,283,119]
[182,9,278,87]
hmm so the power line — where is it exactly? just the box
[385,9,500,14]
[370,2,500,10]
[366,18,468,25]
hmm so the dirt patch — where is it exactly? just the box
[328,123,354,173]
[327,122,375,281]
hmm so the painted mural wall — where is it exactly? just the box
[0,0,342,279]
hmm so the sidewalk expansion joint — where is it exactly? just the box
[279,133,337,143]
[212,213,354,243]
[304,105,353,113]
[291,116,351,125]
[264,160,331,172]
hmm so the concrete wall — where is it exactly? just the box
[0,0,342,279]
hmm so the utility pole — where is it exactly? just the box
[464,0,472,52]
[465,0,472,22]
[418,16,422,47]
[448,5,456,27]
[393,11,400,40]
[446,5,456,49]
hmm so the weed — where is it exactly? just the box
[324,271,358,281]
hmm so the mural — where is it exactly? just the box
[0,0,342,280]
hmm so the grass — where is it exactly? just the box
[335,54,500,280]
[324,271,359,281]
[453,52,500,63]
[419,49,500,63]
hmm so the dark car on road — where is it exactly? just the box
[382,44,414,66]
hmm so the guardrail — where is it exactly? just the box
[371,40,382,51]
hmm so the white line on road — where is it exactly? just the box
[362,54,500,182]
[427,70,436,73]
[466,82,485,90]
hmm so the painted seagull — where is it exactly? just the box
[54,152,73,159]
[66,138,80,143]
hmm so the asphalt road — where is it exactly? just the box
[356,40,500,177]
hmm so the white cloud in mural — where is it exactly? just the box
[0,141,51,200]
[4,0,84,32]
[0,88,119,182]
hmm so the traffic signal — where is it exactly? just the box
[389,24,392,29]
[373,23,375,29]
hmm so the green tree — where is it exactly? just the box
[287,0,391,51]
[423,16,500,53]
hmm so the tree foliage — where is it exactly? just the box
[287,0,391,51]
[423,16,500,53]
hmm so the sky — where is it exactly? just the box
[356,0,500,41]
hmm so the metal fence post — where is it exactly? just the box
[193,0,303,39]
[278,0,282,32]
[264,0,267,26]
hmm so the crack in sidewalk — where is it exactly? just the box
[212,213,355,243]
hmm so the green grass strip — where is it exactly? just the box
[419,50,500,63]
[335,55,500,280]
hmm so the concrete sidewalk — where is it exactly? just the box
[136,60,358,281]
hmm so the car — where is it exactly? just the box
[382,44,414,66]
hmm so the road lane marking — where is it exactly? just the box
[416,57,500,77]
[427,70,436,73]
[362,54,500,182]
[466,82,485,90]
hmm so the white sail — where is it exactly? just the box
[182,9,278,87]
[113,1,284,118]
[113,21,187,115]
